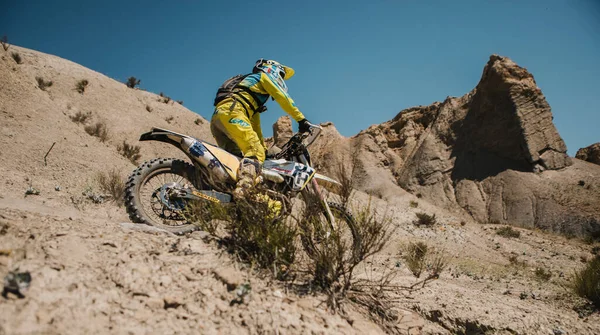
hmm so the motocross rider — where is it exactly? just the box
[210,59,313,198]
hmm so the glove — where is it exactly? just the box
[298,119,312,133]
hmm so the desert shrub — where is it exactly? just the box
[572,255,600,308]
[36,77,53,91]
[496,226,520,238]
[508,254,527,268]
[125,76,140,88]
[402,241,448,282]
[301,193,394,304]
[75,79,89,94]
[1,35,9,51]
[158,92,171,104]
[404,242,428,278]
[409,200,418,208]
[535,267,552,282]
[70,111,92,124]
[194,118,202,125]
[186,188,296,279]
[146,105,152,113]
[165,116,174,123]
[84,121,109,142]
[414,212,436,227]
[415,193,423,199]
[11,52,22,64]
[332,153,360,207]
[117,140,141,165]
[96,170,125,206]
[176,100,183,105]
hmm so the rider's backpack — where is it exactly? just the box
[213,74,266,114]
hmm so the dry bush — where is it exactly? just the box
[70,111,92,124]
[496,226,520,238]
[409,200,418,208]
[158,92,171,104]
[535,267,552,282]
[1,35,9,51]
[332,152,360,207]
[75,79,89,94]
[165,116,174,124]
[117,140,141,165]
[125,76,140,88]
[194,118,203,125]
[84,121,109,142]
[11,52,22,64]
[96,170,125,206]
[176,100,183,105]
[36,77,53,91]
[572,255,600,308]
[300,193,394,310]
[404,242,428,278]
[402,241,449,285]
[414,212,436,227]
[508,254,527,268]
[186,188,296,279]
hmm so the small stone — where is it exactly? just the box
[25,187,40,196]
[553,328,566,335]
[212,268,243,291]
[55,186,61,191]
[272,289,283,298]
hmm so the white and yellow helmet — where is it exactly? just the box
[253,59,294,92]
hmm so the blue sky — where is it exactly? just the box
[2,0,599,155]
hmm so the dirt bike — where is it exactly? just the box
[124,125,361,258]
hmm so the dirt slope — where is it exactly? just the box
[1,46,599,334]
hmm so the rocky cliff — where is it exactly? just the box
[274,55,600,237]
[576,142,600,166]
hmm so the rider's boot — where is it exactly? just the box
[232,157,261,200]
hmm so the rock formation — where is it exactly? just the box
[576,142,600,165]
[279,55,600,237]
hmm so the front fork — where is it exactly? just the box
[298,155,337,231]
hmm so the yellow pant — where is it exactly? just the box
[210,100,267,162]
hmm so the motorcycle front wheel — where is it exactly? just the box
[300,200,362,264]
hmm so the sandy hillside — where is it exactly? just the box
[1,45,599,335]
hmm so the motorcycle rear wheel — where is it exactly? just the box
[125,158,204,234]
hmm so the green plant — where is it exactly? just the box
[11,52,22,64]
[572,255,600,308]
[496,226,520,238]
[1,35,9,51]
[409,200,418,208]
[75,79,89,94]
[117,140,141,165]
[414,212,436,227]
[125,76,140,88]
[84,121,108,142]
[96,170,125,206]
[70,111,92,124]
[36,77,53,91]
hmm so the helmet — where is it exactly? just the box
[253,59,295,92]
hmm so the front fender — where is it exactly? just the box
[314,173,341,186]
